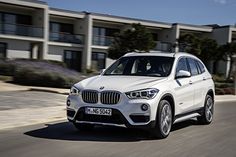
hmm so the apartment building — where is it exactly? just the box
[0,0,235,76]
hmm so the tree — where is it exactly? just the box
[199,38,219,63]
[218,42,236,79]
[178,33,201,56]
[178,33,219,63]
[108,23,156,59]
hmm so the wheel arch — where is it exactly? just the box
[207,89,214,103]
[160,93,175,120]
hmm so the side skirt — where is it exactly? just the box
[173,108,203,124]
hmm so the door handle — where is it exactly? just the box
[203,77,206,81]
[189,80,193,85]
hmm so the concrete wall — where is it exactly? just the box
[74,19,86,35]
[93,20,123,30]
[0,38,31,59]
[32,9,45,28]
[210,27,231,45]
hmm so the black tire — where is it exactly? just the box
[197,95,214,125]
[73,123,94,131]
[150,100,173,139]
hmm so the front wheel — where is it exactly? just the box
[150,100,172,139]
[198,95,214,124]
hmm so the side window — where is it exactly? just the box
[196,60,205,73]
[176,58,189,73]
[187,58,199,76]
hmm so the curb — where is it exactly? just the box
[29,88,69,95]
[215,99,236,102]
[0,118,67,131]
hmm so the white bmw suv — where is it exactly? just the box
[67,52,214,138]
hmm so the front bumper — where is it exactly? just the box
[66,93,160,129]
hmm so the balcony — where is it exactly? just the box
[92,35,114,46]
[49,32,84,44]
[0,23,43,38]
[153,41,172,52]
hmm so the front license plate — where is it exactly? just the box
[85,107,112,116]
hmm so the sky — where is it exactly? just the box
[43,0,236,26]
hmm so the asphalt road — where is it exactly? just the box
[0,101,236,157]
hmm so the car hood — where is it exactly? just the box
[75,75,167,92]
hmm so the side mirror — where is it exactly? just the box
[176,70,191,79]
[100,69,106,75]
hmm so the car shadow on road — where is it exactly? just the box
[24,119,199,142]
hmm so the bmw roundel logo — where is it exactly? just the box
[99,86,105,90]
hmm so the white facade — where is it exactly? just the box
[0,0,235,75]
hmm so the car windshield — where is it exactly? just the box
[104,56,175,77]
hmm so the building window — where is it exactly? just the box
[0,43,7,59]
[92,27,119,46]
[50,22,73,34]
[0,12,32,36]
[92,52,106,70]
[63,50,82,72]
[49,22,83,44]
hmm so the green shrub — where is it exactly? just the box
[46,60,67,68]
[13,67,79,88]
[0,62,15,76]
[0,75,13,82]
[223,88,235,95]
[212,74,225,82]
[215,88,225,95]
[215,83,233,88]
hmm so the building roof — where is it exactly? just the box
[173,23,211,29]
[90,12,172,27]
[50,7,85,16]
[19,0,47,5]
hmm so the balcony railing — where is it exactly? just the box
[92,35,114,46]
[153,41,172,52]
[50,32,84,44]
[0,23,43,38]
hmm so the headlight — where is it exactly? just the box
[70,86,80,95]
[125,88,159,99]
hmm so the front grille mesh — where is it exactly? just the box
[101,91,120,104]
[81,90,120,104]
[81,90,98,104]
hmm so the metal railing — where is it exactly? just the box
[50,32,84,44]
[153,41,172,52]
[0,23,43,38]
[92,35,114,46]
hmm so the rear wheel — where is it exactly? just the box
[198,95,214,124]
[73,123,94,131]
[150,100,172,139]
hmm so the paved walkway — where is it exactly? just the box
[0,106,66,130]
[0,81,69,94]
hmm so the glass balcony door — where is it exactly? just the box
[92,52,106,70]
[4,14,17,35]
[92,27,119,46]
[64,50,82,72]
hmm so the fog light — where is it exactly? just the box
[67,100,71,106]
[141,104,148,111]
